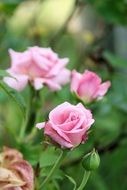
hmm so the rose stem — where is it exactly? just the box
[77,171,91,190]
[39,150,67,189]
[19,85,35,141]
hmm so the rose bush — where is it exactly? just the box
[4,46,70,91]
[71,70,111,103]
[36,102,94,148]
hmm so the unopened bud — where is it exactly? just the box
[82,149,100,171]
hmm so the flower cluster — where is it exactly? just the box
[3,46,111,149]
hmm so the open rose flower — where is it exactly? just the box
[71,70,111,104]
[36,102,94,148]
[3,46,70,91]
[0,147,34,190]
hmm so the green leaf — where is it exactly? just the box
[39,147,58,167]
[40,168,64,180]
[85,0,127,25]
[103,51,127,68]
[65,174,77,190]
[0,81,26,118]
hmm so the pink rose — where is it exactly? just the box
[71,70,111,103]
[4,46,70,91]
[36,102,94,148]
[0,147,34,190]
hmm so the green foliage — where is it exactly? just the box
[65,175,77,190]
[0,82,26,118]
[0,70,12,78]
[39,147,59,167]
[103,51,127,68]
[85,0,127,25]
[0,0,127,190]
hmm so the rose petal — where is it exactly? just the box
[49,102,71,124]
[3,147,23,163]
[66,129,86,147]
[0,167,25,188]
[3,72,28,91]
[33,78,44,90]
[77,70,101,100]
[45,122,73,148]
[9,49,31,67]
[53,68,70,85]
[43,79,61,91]
[10,160,34,190]
[36,122,45,129]
[47,58,69,76]
[97,81,111,97]
[71,70,82,92]
[31,48,52,70]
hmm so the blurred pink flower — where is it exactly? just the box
[4,47,70,91]
[0,147,34,190]
[71,70,111,103]
[36,102,94,148]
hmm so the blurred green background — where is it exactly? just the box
[0,0,127,190]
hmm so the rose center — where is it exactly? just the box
[67,112,79,122]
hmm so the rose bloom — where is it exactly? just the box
[71,70,111,103]
[4,46,70,91]
[0,147,34,190]
[36,102,94,148]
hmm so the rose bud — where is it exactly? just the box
[82,149,100,171]
[0,147,34,190]
[71,70,111,104]
[36,102,94,149]
[4,46,70,91]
